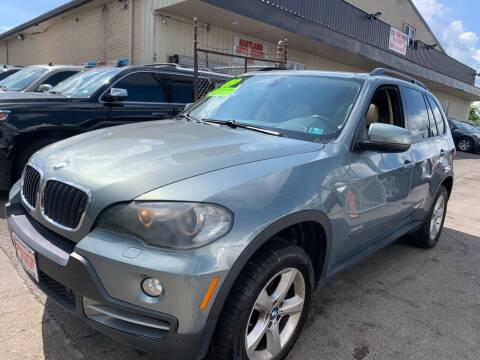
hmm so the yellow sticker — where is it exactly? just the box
[208,78,243,96]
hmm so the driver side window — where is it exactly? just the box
[365,86,405,130]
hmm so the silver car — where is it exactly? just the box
[7,69,455,360]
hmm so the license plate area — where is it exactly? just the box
[12,233,39,282]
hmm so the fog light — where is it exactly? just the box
[141,277,164,297]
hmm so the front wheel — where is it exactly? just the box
[210,241,313,360]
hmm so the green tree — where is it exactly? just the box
[469,105,480,124]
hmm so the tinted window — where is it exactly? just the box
[114,72,167,102]
[426,95,445,135]
[165,76,194,103]
[425,96,438,137]
[41,71,79,87]
[403,87,430,141]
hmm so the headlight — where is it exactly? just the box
[97,201,233,250]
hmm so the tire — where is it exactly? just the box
[409,185,448,249]
[209,241,313,360]
[13,138,59,181]
[456,137,473,152]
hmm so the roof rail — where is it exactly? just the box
[370,68,427,89]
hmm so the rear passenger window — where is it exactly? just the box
[426,95,445,135]
[168,79,193,104]
[114,72,167,102]
[403,87,430,141]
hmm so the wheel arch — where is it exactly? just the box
[208,210,333,323]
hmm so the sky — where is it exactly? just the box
[0,1,479,83]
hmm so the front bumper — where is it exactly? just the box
[6,202,219,360]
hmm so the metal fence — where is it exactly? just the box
[192,17,288,100]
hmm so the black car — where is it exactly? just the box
[0,64,230,189]
[448,118,480,153]
[0,66,22,81]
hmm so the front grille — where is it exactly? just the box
[39,271,76,309]
[43,180,89,229]
[22,165,41,208]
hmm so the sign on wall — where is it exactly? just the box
[388,27,408,56]
[234,36,267,64]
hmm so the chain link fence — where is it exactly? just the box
[193,17,288,100]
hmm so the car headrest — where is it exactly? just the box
[366,103,379,127]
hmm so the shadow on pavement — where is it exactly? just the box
[40,227,480,360]
[455,151,480,160]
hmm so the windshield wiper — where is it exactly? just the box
[0,85,8,91]
[175,113,199,122]
[202,119,282,137]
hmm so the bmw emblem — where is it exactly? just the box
[53,161,69,170]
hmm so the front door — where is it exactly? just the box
[342,85,414,261]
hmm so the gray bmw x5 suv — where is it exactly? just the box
[7,68,454,360]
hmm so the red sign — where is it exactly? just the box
[389,27,408,56]
[234,36,266,60]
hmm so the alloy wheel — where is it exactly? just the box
[429,194,446,241]
[458,139,471,152]
[245,268,305,360]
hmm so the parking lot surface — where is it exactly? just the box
[0,152,479,360]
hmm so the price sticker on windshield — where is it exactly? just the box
[208,78,243,97]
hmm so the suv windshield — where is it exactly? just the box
[0,67,48,92]
[188,74,363,142]
[52,67,122,98]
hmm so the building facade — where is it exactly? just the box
[0,0,478,120]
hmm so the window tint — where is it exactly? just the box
[114,72,167,102]
[425,96,438,137]
[42,71,79,87]
[165,76,194,103]
[426,95,445,135]
[403,87,430,141]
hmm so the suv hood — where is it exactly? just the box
[30,119,323,200]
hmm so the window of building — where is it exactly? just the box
[403,87,430,141]
[405,24,416,45]
[114,72,167,103]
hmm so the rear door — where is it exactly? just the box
[402,87,449,221]
[106,71,173,125]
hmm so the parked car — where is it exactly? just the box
[447,118,480,153]
[6,69,454,360]
[0,65,22,81]
[0,64,229,189]
[0,64,83,94]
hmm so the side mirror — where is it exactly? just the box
[37,84,53,93]
[104,88,128,102]
[358,123,412,152]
